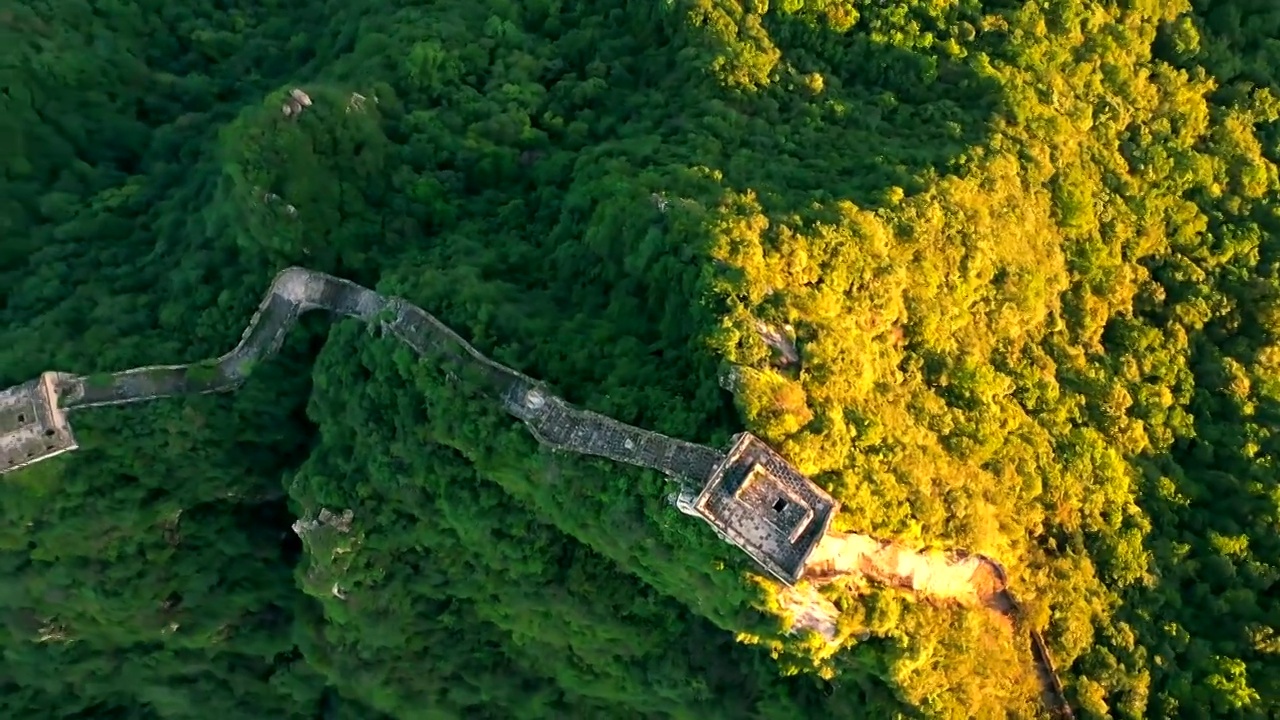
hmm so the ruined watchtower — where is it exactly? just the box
[0,373,78,474]
[673,433,837,585]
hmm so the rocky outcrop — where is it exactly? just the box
[294,507,359,601]
[780,532,1074,718]
[282,87,313,118]
[754,320,800,367]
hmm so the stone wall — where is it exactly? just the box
[0,373,78,473]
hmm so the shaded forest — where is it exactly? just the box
[2,0,1279,718]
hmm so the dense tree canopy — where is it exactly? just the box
[2,0,1279,718]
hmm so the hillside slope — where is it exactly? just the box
[1,1,1278,718]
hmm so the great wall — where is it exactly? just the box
[0,267,1072,717]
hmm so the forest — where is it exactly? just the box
[2,0,1279,717]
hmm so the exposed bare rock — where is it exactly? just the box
[805,532,988,604]
[292,507,354,538]
[776,583,840,641]
[37,619,71,644]
[260,191,298,217]
[754,321,800,366]
[319,507,354,533]
[794,531,1074,718]
[282,89,311,118]
[293,508,361,602]
[718,364,742,392]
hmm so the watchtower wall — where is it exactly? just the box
[0,372,78,473]
[692,433,838,584]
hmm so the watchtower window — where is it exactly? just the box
[772,498,789,513]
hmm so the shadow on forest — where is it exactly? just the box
[523,9,1006,437]
[1107,335,1280,712]
[698,12,1003,215]
[1077,14,1280,705]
